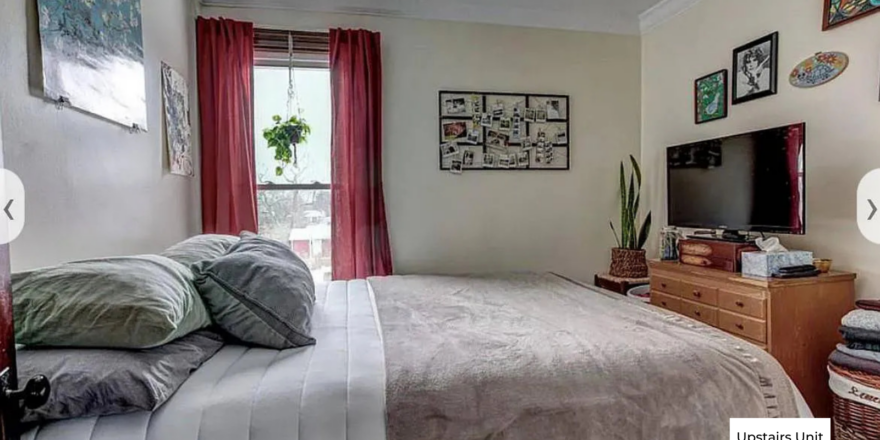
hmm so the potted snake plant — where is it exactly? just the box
[609,155,652,278]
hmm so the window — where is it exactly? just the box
[254,64,332,282]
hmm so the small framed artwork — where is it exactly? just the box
[823,0,880,31]
[694,69,728,124]
[732,32,779,105]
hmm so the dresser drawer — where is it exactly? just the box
[650,275,680,296]
[679,281,718,306]
[680,299,718,326]
[718,310,767,343]
[717,289,766,319]
[651,291,681,313]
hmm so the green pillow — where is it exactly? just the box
[13,255,211,349]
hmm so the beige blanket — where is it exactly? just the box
[369,273,797,440]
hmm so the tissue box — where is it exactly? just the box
[741,251,814,278]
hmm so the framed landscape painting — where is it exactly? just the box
[824,0,880,30]
[694,70,728,124]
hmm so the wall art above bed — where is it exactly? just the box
[37,0,147,131]
[439,90,570,172]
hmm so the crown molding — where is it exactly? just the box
[639,0,703,34]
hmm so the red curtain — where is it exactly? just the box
[196,17,258,235]
[330,29,393,280]
[786,124,804,232]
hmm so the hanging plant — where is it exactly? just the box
[263,115,312,176]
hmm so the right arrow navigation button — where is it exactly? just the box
[858,170,880,244]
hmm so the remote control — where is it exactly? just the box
[772,269,821,279]
[777,265,817,274]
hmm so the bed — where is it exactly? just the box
[23,273,810,440]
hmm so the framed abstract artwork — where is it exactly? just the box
[823,0,880,31]
[37,0,147,130]
[732,32,779,105]
[161,63,194,177]
[694,70,728,124]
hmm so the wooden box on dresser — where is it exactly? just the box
[648,260,855,418]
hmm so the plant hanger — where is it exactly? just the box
[262,33,311,177]
[287,32,303,167]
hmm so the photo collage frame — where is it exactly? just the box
[439,91,570,172]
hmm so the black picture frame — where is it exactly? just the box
[438,90,571,171]
[732,32,779,105]
[694,69,728,125]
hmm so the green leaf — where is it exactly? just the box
[272,115,281,123]
[626,171,635,248]
[610,221,621,248]
[637,212,652,250]
[629,155,642,187]
[619,162,627,248]
[275,166,283,176]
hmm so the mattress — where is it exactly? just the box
[22,276,811,440]
[22,281,387,440]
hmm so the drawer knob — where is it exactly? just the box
[735,323,745,330]
[693,290,702,298]
[661,283,667,288]
[735,301,745,308]
[661,301,668,307]
[695,311,702,317]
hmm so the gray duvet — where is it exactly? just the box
[369,273,798,440]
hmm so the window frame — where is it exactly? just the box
[254,56,331,193]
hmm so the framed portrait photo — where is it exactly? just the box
[694,69,728,124]
[732,32,779,105]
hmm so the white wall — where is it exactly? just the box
[0,0,201,271]
[201,6,642,281]
[642,0,880,297]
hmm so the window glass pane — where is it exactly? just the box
[258,189,332,282]
[254,67,331,185]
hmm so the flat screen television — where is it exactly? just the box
[666,122,806,237]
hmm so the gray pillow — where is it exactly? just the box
[17,330,224,423]
[161,234,240,266]
[13,255,211,349]
[192,234,316,349]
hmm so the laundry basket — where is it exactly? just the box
[829,363,880,440]
[627,285,651,303]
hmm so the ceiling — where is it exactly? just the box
[201,0,670,35]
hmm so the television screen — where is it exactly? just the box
[666,123,806,235]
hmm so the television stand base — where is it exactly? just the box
[688,230,753,244]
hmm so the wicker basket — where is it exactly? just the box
[829,363,880,440]
[609,248,648,279]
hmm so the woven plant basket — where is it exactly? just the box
[829,363,880,440]
[609,248,648,279]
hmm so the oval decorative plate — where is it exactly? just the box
[789,52,849,88]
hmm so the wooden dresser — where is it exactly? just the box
[648,260,855,418]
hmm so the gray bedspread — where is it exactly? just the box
[369,273,798,440]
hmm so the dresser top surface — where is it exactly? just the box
[649,260,856,288]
